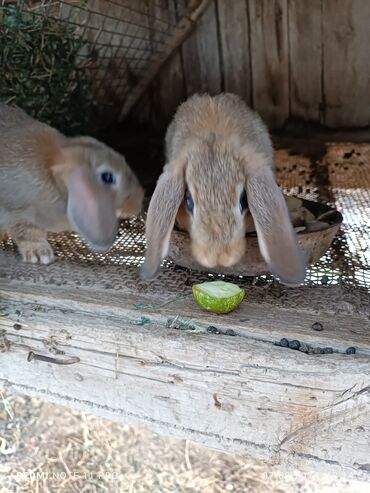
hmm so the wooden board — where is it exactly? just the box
[147,0,186,128]
[289,0,323,122]
[216,0,251,105]
[133,0,370,129]
[323,0,370,127]
[119,0,212,120]
[0,251,370,480]
[181,0,222,96]
[248,0,290,128]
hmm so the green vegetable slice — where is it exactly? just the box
[192,280,245,314]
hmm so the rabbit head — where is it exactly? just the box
[141,94,305,286]
[180,135,247,268]
[0,104,144,261]
[52,136,144,251]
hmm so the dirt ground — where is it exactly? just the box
[0,390,368,493]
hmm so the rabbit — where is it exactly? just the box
[141,93,306,286]
[0,104,144,264]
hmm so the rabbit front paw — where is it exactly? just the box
[17,240,55,264]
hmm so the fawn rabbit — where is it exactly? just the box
[142,93,305,286]
[0,104,144,264]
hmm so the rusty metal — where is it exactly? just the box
[27,351,80,365]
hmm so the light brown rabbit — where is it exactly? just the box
[0,104,144,264]
[142,93,305,286]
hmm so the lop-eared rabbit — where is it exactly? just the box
[0,104,144,263]
[142,93,305,286]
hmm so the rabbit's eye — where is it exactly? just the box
[239,188,248,213]
[100,171,116,185]
[185,189,194,214]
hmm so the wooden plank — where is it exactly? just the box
[119,0,211,120]
[147,0,186,129]
[323,0,370,127]
[289,0,323,122]
[1,281,370,356]
[149,52,185,129]
[1,286,369,480]
[248,0,289,128]
[181,0,222,95]
[216,0,251,104]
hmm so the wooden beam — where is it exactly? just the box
[1,253,369,480]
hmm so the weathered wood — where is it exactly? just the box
[128,0,370,129]
[181,0,222,95]
[289,0,323,122]
[1,289,370,480]
[147,0,186,128]
[0,253,370,480]
[247,0,290,128]
[119,0,211,120]
[1,281,370,356]
[216,0,251,104]
[126,0,370,129]
[323,0,370,127]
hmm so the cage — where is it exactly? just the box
[1,0,370,481]
[0,0,209,131]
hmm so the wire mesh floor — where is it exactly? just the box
[0,142,369,315]
[1,142,369,287]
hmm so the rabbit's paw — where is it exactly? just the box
[17,240,55,264]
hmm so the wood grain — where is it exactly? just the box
[129,1,370,129]
[1,282,370,355]
[323,0,370,127]
[216,0,251,104]
[119,0,211,120]
[148,0,185,128]
[181,0,222,95]
[0,275,370,479]
[248,0,290,128]
[289,0,323,122]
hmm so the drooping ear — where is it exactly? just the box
[64,164,118,251]
[141,164,185,280]
[247,167,306,286]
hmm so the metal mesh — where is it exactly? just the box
[1,143,369,293]
[0,0,203,123]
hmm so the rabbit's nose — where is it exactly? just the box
[192,240,245,269]
[218,251,240,267]
[191,242,218,268]
[207,237,245,267]
[217,248,244,267]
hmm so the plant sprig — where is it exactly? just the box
[0,5,94,135]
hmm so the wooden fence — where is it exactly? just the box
[135,0,370,130]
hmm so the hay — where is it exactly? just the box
[0,4,93,134]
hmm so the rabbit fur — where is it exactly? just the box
[142,93,305,286]
[0,104,144,264]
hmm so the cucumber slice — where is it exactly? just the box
[192,280,245,314]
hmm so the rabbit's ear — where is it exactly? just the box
[246,167,306,286]
[141,165,185,280]
[64,164,118,251]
